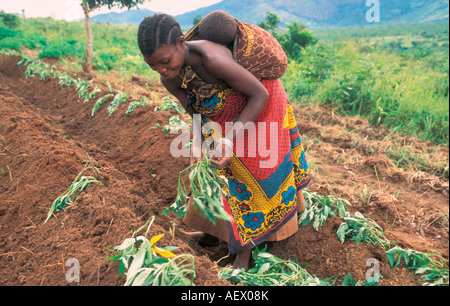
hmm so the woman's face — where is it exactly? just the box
[143,38,186,80]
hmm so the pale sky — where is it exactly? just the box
[0,0,222,21]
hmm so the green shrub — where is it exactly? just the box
[39,39,85,59]
[22,33,47,49]
[0,37,23,50]
[282,37,449,146]
[0,26,20,39]
[319,52,375,116]
[0,11,21,29]
[95,52,116,71]
[279,22,317,59]
[281,42,336,101]
[93,47,123,71]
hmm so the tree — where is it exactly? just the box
[193,14,202,26]
[257,12,316,60]
[257,12,280,36]
[279,22,317,59]
[80,0,147,74]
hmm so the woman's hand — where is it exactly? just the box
[190,155,203,166]
[210,142,232,169]
[190,140,204,166]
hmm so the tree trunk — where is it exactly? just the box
[83,7,93,74]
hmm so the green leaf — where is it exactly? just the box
[355,226,365,246]
[402,252,411,266]
[92,94,114,116]
[301,218,312,227]
[124,243,148,286]
[342,273,355,286]
[119,260,125,276]
[231,268,241,277]
[415,267,431,275]
[385,250,397,267]
[108,92,128,116]
[257,252,275,259]
[323,205,331,217]
[313,215,321,230]
[130,268,154,286]
[337,223,348,243]
[363,274,381,286]
[258,263,271,274]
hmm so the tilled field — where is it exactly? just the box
[0,55,448,286]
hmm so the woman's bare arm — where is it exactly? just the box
[193,41,269,125]
[200,43,270,168]
[160,41,270,168]
[160,76,194,117]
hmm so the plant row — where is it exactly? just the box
[0,49,150,116]
[297,189,448,286]
[40,118,448,286]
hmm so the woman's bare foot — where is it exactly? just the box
[179,230,220,246]
[233,248,253,271]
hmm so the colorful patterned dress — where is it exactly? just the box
[182,20,311,254]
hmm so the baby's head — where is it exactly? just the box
[199,10,237,46]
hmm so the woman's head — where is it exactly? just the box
[138,14,185,79]
[138,13,183,56]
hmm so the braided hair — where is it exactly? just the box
[138,14,183,56]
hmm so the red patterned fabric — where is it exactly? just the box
[180,18,311,254]
[199,80,311,254]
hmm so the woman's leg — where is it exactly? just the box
[233,247,253,270]
[180,230,220,246]
[297,189,306,213]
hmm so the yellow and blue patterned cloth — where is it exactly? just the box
[181,18,311,254]
[184,75,311,254]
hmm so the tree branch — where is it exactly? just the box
[88,5,101,14]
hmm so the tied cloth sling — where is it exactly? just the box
[181,19,311,254]
[181,19,288,113]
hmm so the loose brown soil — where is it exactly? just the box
[0,55,448,286]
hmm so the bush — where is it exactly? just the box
[0,26,20,39]
[319,56,375,116]
[39,39,85,59]
[257,12,317,60]
[257,12,281,35]
[0,37,23,50]
[93,47,124,71]
[281,36,449,146]
[0,27,47,51]
[282,43,336,100]
[0,11,21,29]
[21,33,47,50]
[278,22,317,59]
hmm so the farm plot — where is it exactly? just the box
[0,54,448,286]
